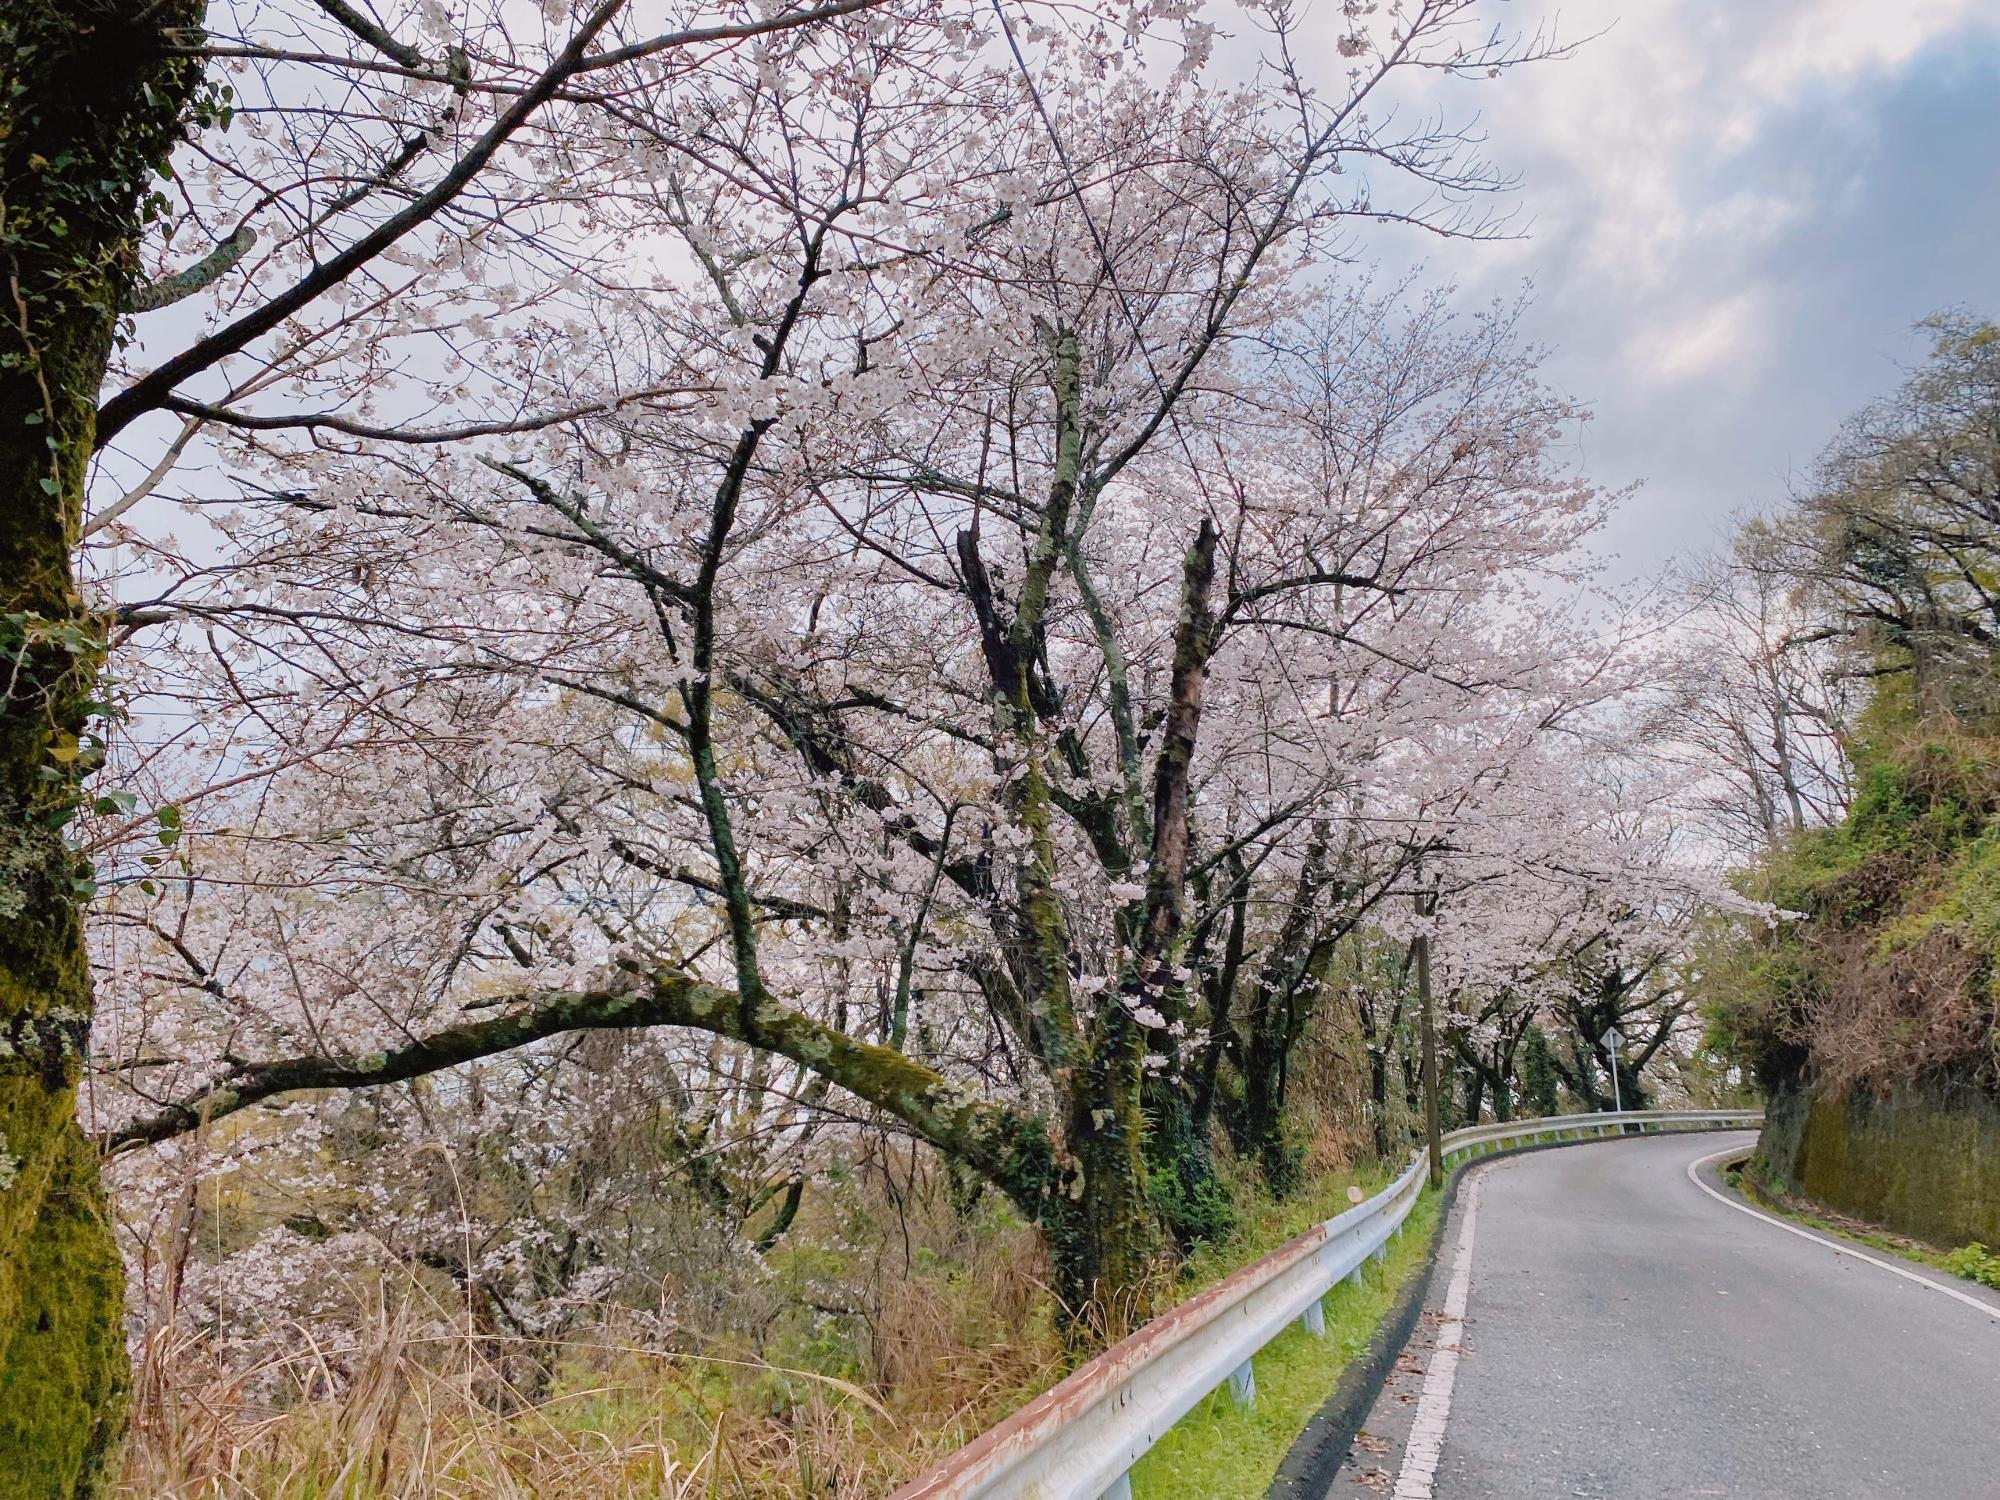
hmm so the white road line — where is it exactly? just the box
[1391,1174,1482,1500]
[1685,1146,2000,1321]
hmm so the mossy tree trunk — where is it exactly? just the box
[1125,519,1227,1262]
[955,334,1170,1329]
[0,4,207,1492]
[1518,1024,1561,1117]
[1235,833,1333,1196]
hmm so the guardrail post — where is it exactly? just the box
[1228,1358,1256,1406]
[1100,1471,1133,1500]
[1301,1297,1327,1337]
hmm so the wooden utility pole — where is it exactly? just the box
[1415,889,1442,1189]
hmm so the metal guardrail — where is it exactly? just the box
[888,1107,1763,1500]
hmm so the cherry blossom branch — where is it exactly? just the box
[158,385,706,445]
[97,0,633,445]
[105,968,1052,1204]
[98,0,892,446]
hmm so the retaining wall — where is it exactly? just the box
[1754,1077,2000,1248]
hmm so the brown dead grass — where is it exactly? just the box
[117,1136,1382,1498]
[1808,925,1994,1093]
[118,1294,1056,1500]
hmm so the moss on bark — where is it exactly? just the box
[0,3,209,1488]
[0,1126,128,1500]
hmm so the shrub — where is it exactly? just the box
[1942,1242,2000,1291]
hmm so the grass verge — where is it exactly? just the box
[1724,1161,2000,1289]
[1126,1186,1440,1500]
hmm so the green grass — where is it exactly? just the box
[1127,1186,1441,1500]
[1941,1242,2000,1289]
[1180,1161,1399,1290]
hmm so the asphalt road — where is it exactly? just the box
[1335,1130,2000,1500]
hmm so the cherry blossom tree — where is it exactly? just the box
[7,0,1119,1476]
[1661,527,1856,853]
[71,0,1576,1364]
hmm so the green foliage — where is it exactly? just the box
[1754,738,1999,928]
[1942,1241,2000,1290]
[1147,1148,1237,1251]
[1878,823,2000,990]
[1145,1088,1236,1250]
[1176,1159,1395,1292]
[1705,727,2000,1095]
[1696,914,1819,1091]
[1518,1025,1560,1118]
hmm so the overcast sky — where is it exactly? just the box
[1360,0,2000,578]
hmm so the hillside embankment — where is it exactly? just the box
[1752,1078,2000,1248]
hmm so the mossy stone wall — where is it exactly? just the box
[1755,1077,2000,1248]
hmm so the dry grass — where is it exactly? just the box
[119,1308,1048,1499]
[124,1317,730,1499]
[118,1205,1065,1499]
[1810,925,1994,1093]
[118,1142,1387,1498]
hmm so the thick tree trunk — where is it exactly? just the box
[1,5,206,1489]
[1188,853,1247,1134]
[1118,518,1224,1275]
[1235,837,1330,1196]
[0,1130,128,1498]
[1052,456,1238,1282]
[1055,1015,1160,1336]
[1239,1006,1294,1192]
[1519,1024,1561,1117]
[1368,1045,1395,1156]
[953,335,1171,1332]
[1563,1040,1605,1110]
[1612,1052,1649,1111]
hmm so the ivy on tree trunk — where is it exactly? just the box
[0,4,207,1490]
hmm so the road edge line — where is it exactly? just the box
[1685,1146,2000,1322]
[1271,1128,1739,1500]
[1265,1159,1457,1500]
[1389,1175,1481,1500]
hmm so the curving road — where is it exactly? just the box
[1330,1130,2000,1500]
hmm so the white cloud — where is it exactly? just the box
[1382,0,1996,301]
[1627,287,1770,387]
[1750,0,1994,95]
